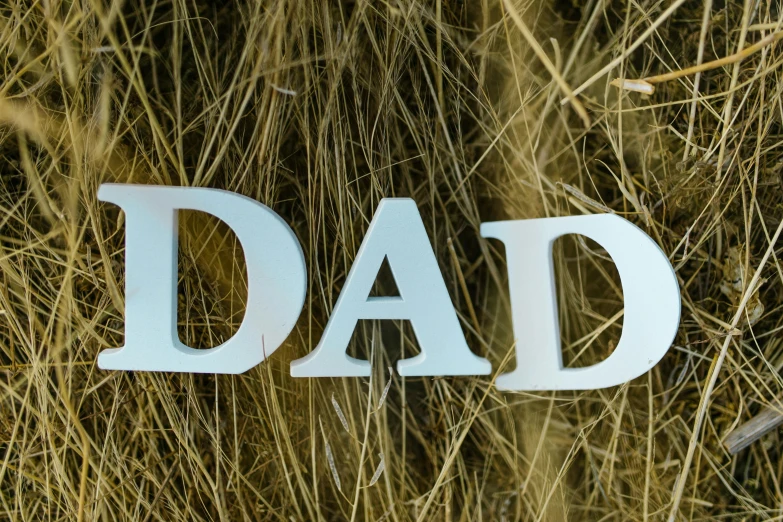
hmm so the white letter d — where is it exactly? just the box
[98,184,306,374]
[481,214,680,391]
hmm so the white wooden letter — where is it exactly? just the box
[98,184,306,374]
[481,214,680,391]
[291,198,491,377]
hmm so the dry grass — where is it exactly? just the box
[2,0,783,520]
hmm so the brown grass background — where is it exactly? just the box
[2,0,783,520]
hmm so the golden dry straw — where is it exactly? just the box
[2,1,783,520]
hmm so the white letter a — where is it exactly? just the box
[291,198,491,377]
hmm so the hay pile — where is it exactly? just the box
[2,0,783,519]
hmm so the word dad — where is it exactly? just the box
[97,184,680,391]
